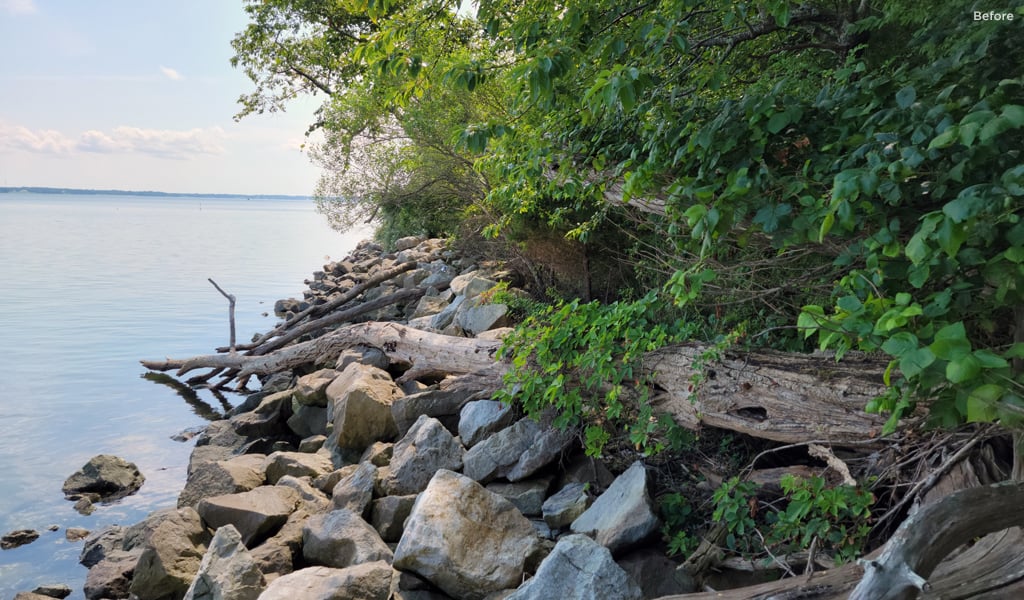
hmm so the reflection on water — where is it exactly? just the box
[0,193,366,598]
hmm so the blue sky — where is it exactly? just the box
[0,0,325,195]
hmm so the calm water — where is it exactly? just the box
[0,192,366,598]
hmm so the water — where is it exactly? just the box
[0,192,367,598]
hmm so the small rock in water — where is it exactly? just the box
[47,524,60,532]
[66,527,90,542]
[73,497,95,516]
[62,454,145,502]
[171,426,206,443]
[1,529,40,550]
[32,584,72,598]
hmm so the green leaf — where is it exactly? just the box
[798,305,824,339]
[899,347,936,378]
[980,117,1011,143]
[946,354,981,383]
[931,322,971,359]
[881,332,919,357]
[967,384,1002,422]
[974,349,1009,369]
[896,86,916,109]
[1001,104,1024,127]
[837,295,863,313]
[767,112,790,134]
[928,126,959,150]
[1005,246,1024,263]
[905,233,929,264]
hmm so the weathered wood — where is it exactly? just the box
[850,480,1024,600]
[646,343,891,444]
[142,321,503,378]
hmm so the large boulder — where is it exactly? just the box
[570,461,659,553]
[128,508,211,600]
[63,455,145,502]
[302,509,393,569]
[462,415,576,483]
[183,525,264,600]
[379,415,464,496]
[541,482,590,529]
[84,550,139,600]
[506,534,642,600]
[230,390,292,438]
[331,461,377,518]
[286,405,328,439]
[264,451,333,485]
[486,479,551,517]
[293,369,338,407]
[370,494,418,543]
[458,400,515,448]
[248,509,309,580]
[198,486,300,547]
[80,525,127,568]
[325,364,402,461]
[391,387,480,437]
[449,273,497,298]
[257,563,392,600]
[456,301,509,336]
[275,475,331,513]
[178,455,266,509]
[393,470,541,600]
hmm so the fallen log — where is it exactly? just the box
[647,343,892,445]
[142,321,503,378]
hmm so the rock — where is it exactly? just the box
[294,369,338,407]
[392,386,483,437]
[617,548,697,597]
[486,479,551,517]
[257,563,392,600]
[129,507,211,600]
[449,274,497,298]
[462,414,576,483]
[411,295,450,319]
[506,534,642,600]
[475,327,514,341]
[264,451,334,484]
[188,422,249,475]
[394,236,425,251]
[1,529,40,549]
[286,404,328,438]
[62,454,145,502]
[276,475,331,513]
[370,494,417,542]
[298,435,327,453]
[542,483,590,529]
[66,527,90,542]
[80,525,126,568]
[249,509,309,580]
[331,461,377,517]
[84,550,139,600]
[359,442,393,467]
[325,363,402,461]
[557,454,615,490]
[393,470,541,600]
[313,465,356,495]
[570,461,659,554]
[302,509,393,569]
[456,302,509,336]
[230,390,292,438]
[380,415,465,496]
[198,486,300,547]
[458,400,515,448]
[335,345,390,372]
[179,455,267,509]
[183,525,264,600]
[428,294,465,330]
[29,584,72,599]
[14,593,56,600]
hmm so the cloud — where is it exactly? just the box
[159,66,184,81]
[1,0,36,15]
[0,121,225,159]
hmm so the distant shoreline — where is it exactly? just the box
[0,186,310,201]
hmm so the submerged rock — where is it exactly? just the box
[62,455,145,502]
[1,529,40,550]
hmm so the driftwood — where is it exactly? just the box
[647,343,891,444]
[142,321,503,378]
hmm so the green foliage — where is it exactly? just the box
[659,492,699,557]
[711,477,760,554]
[767,475,874,565]
[495,290,693,456]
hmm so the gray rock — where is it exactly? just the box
[335,345,390,372]
[428,294,465,330]
[264,451,334,485]
[449,274,497,298]
[302,509,393,569]
[198,486,300,547]
[380,415,464,496]
[298,435,327,453]
[29,584,71,599]
[394,236,425,251]
[294,369,338,407]
[557,455,615,490]
[79,525,126,568]
[1,529,39,549]
[359,442,393,467]
[313,465,356,495]
[249,509,309,580]
[331,461,377,517]
[370,494,417,542]
[570,461,659,553]
[62,455,145,502]
[178,455,267,509]
[257,563,392,600]
[392,386,482,437]
[506,534,642,600]
[183,525,263,600]
[486,479,551,517]
[456,302,509,336]
[230,390,292,438]
[542,482,590,529]
[617,548,696,597]
[325,364,401,461]
[393,470,541,600]
[129,508,211,600]
[276,475,331,513]
[411,295,450,319]
[462,415,576,483]
[286,404,328,438]
[84,550,139,600]
[458,400,515,448]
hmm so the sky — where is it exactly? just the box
[0,0,327,195]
